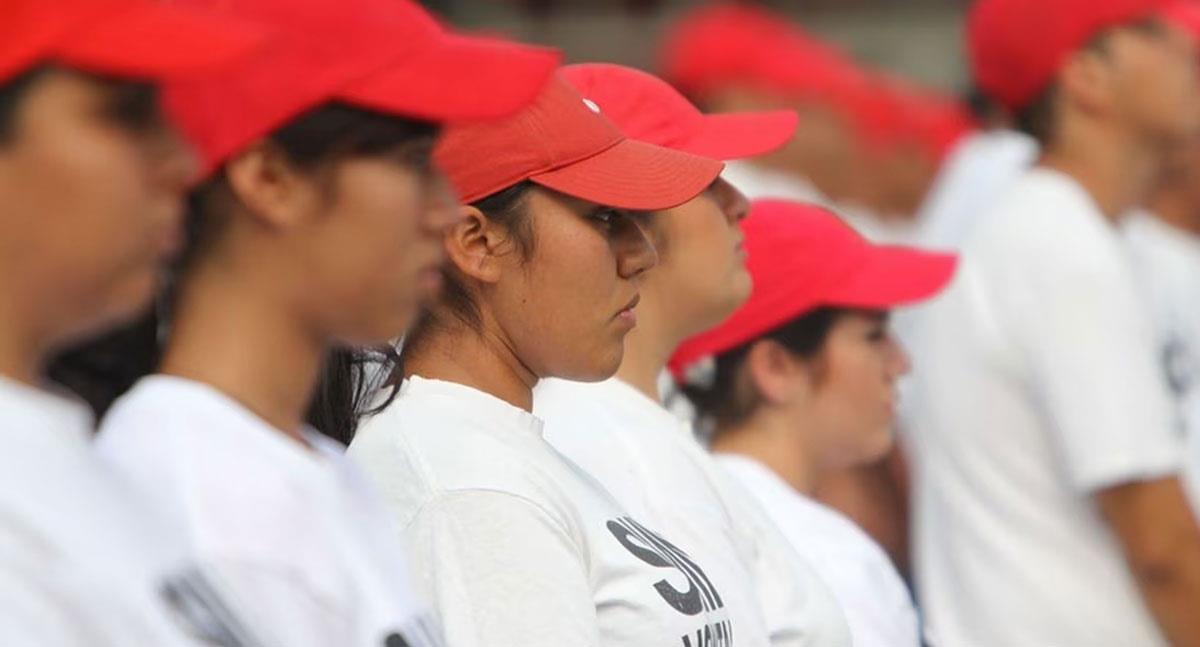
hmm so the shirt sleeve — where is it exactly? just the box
[403,489,601,647]
[1015,236,1183,493]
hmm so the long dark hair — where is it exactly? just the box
[679,307,845,433]
[47,103,436,443]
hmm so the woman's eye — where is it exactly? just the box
[590,209,619,226]
[867,327,888,343]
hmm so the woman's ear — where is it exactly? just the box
[443,204,516,285]
[224,143,318,229]
[1059,46,1114,117]
[745,339,809,406]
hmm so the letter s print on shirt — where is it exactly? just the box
[606,517,725,616]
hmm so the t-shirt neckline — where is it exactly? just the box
[402,374,545,437]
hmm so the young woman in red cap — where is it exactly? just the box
[671,199,957,647]
[532,63,852,647]
[86,1,557,645]
[346,75,735,647]
[0,1,267,644]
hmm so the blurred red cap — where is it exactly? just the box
[0,0,265,85]
[560,63,798,160]
[1164,0,1200,40]
[669,199,957,377]
[851,78,976,161]
[435,74,724,211]
[968,0,1172,112]
[166,0,560,176]
[658,2,861,102]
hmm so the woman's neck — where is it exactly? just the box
[161,263,325,443]
[0,273,55,385]
[615,280,697,402]
[403,317,538,412]
[0,317,42,387]
[711,410,822,495]
[1147,191,1200,237]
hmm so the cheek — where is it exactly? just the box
[505,221,625,377]
[310,175,428,341]
[826,347,892,419]
[31,132,164,320]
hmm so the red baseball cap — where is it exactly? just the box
[1165,0,1200,41]
[166,0,560,175]
[0,0,265,86]
[669,199,958,377]
[434,74,725,211]
[560,63,798,161]
[968,0,1174,112]
[658,2,861,103]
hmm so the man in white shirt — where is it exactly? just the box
[0,2,264,644]
[906,0,1200,645]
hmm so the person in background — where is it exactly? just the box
[905,0,1200,644]
[843,80,976,244]
[657,1,863,209]
[0,1,266,644]
[1124,0,1200,516]
[92,1,558,645]
[535,63,852,647]
[672,199,956,647]
[347,75,738,647]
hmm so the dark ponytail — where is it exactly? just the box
[679,307,845,433]
[46,103,435,438]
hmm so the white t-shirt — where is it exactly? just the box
[349,375,738,647]
[715,454,919,647]
[914,129,1038,251]
[534,377,852,647]
[96,375,439,647]
[1124,211,1200,513]
[0,376,260,646]
[905,168,1182,647]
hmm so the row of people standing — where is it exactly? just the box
[2,0,952,645]
[658,1,1200,646]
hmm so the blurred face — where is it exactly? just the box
[784,103,865,204]
[864,141,938,219]
[0,68,194,351]
[297,134,459,345]
[1102,18,1200,145]
[646,177,751,336]
[793,311,910,468]
[490,188,657,381]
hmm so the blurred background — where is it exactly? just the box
[424,0,971,92]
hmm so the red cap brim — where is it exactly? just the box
[56,4,266,80]
[531,138,724,211]
[679,109,800,160]
[825,246,958,308]
[341,33,560,122]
